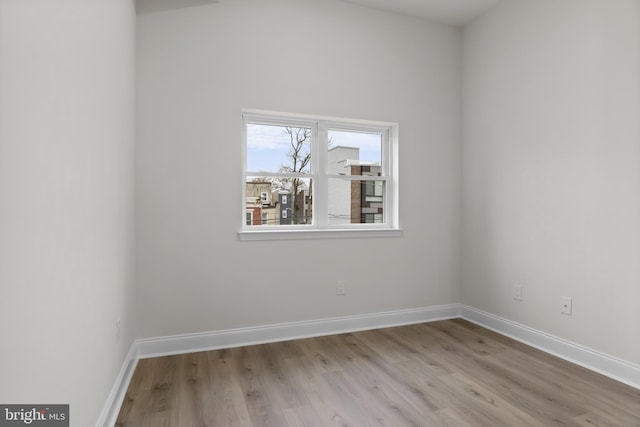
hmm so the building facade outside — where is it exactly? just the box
[246,146,381,226]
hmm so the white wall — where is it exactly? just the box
[0,1,136,425]
[463,0,640,364]
[136,0,462,337]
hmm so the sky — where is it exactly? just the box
[246,124,381,174]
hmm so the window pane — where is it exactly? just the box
[328,130,382,176]
[247,124,311,174]
[328,179,384,225]
[246,177,312,225]
[364,180,383,202]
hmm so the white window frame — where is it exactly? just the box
[240,109,401,241]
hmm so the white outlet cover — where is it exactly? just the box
[561,296,572,315]
[513,285,523,301]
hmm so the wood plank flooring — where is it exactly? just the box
[115,319,640,426]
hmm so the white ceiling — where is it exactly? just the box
[136,0,502,26]
[342,0,503,26]
[135,0,218,15]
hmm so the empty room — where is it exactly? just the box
[1,0,639,426]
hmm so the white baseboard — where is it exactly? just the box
[136,304,461,358]
[98,303,640,426]
[460,305,640,390]
[95,343,139,427]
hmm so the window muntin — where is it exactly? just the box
[242,111,397,235]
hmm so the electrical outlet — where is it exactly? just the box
[561,297,572,315]
[336,281,346,296]
[513,285,523,301]
[116,318,121,343]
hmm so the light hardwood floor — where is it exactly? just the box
[116,319,640,426]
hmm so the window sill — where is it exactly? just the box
[238,228,404,241]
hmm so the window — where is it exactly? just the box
[241,110,400,240]
[362,213,384,224]
[363,180,384,203]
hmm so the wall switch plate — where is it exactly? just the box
[561,297,572,315]
[116,318,121,343]
[513,285,523,301]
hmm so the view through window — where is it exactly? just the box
[242,111,397,233]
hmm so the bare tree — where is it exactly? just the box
[284,127,311,172]
[279,127,311,223]
[272,127,331,224]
